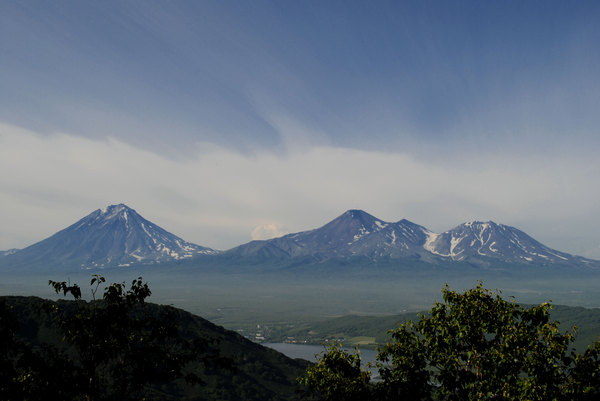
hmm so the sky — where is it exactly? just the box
[1,0,599,258]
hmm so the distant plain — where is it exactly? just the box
[4,264,600,347]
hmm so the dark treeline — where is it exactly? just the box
[0,276,307,401]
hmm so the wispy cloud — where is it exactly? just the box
[1,122,598,258]
[3,1,599,158]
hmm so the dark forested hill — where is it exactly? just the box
[1,295,309,401]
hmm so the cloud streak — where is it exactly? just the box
[1,122,598,258]
[2,1,599,158]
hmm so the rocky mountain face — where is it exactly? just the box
[2,204,216,269]
[226,210,600,269]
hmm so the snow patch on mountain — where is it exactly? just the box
[424,232,440,254]
[375,220,388,230]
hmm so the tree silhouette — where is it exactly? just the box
[47,275,227,401]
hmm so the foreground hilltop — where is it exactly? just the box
[1,294,308,400]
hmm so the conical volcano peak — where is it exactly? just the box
[458,221,507,237]
[343,209,376,219]
[6,207,599,271]
[227,209,431,261]
[4,204,217,269]
[98,203,133,218]
[464,220,499,228]
[86,204,141,230]
[339,209,386,226]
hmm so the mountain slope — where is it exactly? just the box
[224,210,600,270]
[2,207,598,271]
[3,204,217,269]
[0,249,19,256]
[425,221,597,268]
[225,210,433,263]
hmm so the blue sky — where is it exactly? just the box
[1,1,599,257]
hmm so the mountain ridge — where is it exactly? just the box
[224,211,600,270]
[2,205,599,271]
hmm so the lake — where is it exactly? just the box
[263,342,379,370]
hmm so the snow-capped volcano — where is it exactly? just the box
[227,210,433,262]
[225,210,600,269]
[424,221,590,266]
[2,207,598,271]
[3,204,217,269]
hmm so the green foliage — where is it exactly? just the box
[298,343,371,401]
[567,342,600,399]
[299,283,600,401]
[0,298,22,398]
[0,297,79,400]
[380,283,577,400]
